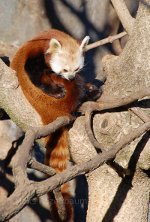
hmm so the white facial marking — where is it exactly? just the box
[50,47,84,80]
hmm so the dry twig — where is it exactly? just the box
[85,31,127,52]
[28,159,56,176]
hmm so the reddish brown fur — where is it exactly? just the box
[11,29,84,221]
[11,30,83,124]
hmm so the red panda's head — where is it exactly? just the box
[45,36,89,80]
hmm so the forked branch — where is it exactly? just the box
[80,87,150,152]
[0,117,150,221]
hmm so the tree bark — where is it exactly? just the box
[0,1,150,221]
[0,59,42,130]
[69,1,150,221]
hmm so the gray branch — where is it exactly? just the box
[0,117,150,221]
[111,0,135,34]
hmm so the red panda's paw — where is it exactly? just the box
[84,82,103,101]
[52,84,66,99]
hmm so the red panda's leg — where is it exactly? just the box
[84,82,103,101]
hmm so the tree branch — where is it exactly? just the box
[80,87,150,156]
[0,26,150,220]
[84,111,105,152]
[12,116,71,187]
[80,87,150,114]
[0,59,42,130]
[111,0,135,34]
[28,159,56,176]
[0,118,150,221]
[84,31,127,52]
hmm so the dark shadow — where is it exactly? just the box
[0,170,15,196]
[102,131,150,222]
[0,139,53,221]
[74,175,88,222]
[44,0,104,38]
[0,56,10,66]
[136,99,150,109]
[29,200,52,221]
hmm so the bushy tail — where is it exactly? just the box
[45,127,73,222]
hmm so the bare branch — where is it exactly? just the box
[12,116,71,186]
[1,118,150,221]
[29,159,66,220]
[111,0,135,34]
[84,31,127,52]
[80,88,150,155]
[28,159,56,176]
[36,121,150,188]
[53,188,67,221]
[84,111,105,152]
[80,87,150,114]
[0,116,71,221]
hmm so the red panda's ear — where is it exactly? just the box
[46,38,62,54]
[80,36,90,51]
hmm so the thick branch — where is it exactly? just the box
[12,116,71,187]
[80,87,150,114]
[111,0,135,34]
[0,120,150,221]
[80,87,150,154]
[0,59,42,130]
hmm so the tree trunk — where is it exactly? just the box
[69,1,150,221]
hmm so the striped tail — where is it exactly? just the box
[45,127,74,222]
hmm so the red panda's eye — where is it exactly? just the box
[63,69,68,72]
[75,67,79,72]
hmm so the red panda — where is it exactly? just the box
[10,29,99,221]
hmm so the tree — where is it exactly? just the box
[0,0,150,221]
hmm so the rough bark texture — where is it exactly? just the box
[0,1,150,222]
[0,59,42,130]
[100,1,150,168]
[87,167,150,222]
[69,1,150,221]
